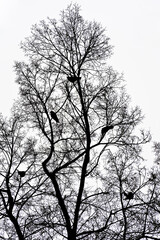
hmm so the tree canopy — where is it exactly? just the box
[0,3,160,240]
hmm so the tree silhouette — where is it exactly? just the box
[1,3,159,240]
[0,109,50,239]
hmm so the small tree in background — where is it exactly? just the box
[0,107,50,239]
[1,3,160,240]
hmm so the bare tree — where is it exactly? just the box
[0,107,53,239]
[1,3,159,240]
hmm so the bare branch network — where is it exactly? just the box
[0,3,160,240]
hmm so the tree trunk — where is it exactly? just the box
[9,214,24,240]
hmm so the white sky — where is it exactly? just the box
[0,0,160,157]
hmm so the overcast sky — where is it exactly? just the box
[0,0,160,158]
